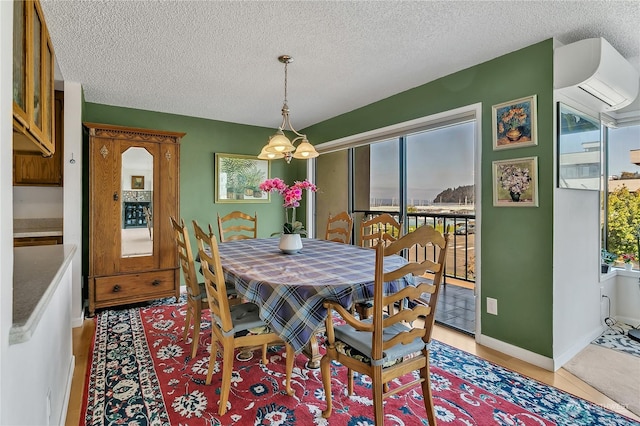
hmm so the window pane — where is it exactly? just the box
[406,123,475,208]
[354,138,399,212]
[13,0,26,110]
[606,125,640,269]
[407,122,475,279]
[33,7,42,129]
[558,103,601,190]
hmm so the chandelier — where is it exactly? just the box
[258,55,319,163]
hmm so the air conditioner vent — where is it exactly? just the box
[554,38,639,112]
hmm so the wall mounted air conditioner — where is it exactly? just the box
[554,38,639,112]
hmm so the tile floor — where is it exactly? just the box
[435,283,475,335]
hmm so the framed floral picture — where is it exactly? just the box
[492,157,538,207]
[492,95,537,150]
[215,153,270,203]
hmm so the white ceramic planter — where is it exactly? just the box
[279,233,303,254]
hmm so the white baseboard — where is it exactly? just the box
[72,314,84,328]
[58,355,75,426]
[553,325,605,370]
[616,315,640,326]
[477,333,555,371]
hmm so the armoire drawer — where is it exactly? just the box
[94,270,175,302]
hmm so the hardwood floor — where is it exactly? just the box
[65,318,640,425]
[66,319,95,426]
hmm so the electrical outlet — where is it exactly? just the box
[487,297,498,315]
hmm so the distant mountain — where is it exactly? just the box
[433,185,474,204]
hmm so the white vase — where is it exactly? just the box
[279,233,303,254]
[624,263,633,270]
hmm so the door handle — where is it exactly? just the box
[113,192,119,201]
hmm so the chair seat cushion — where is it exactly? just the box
[333,321,424,367]
[194,281,238,301]
[187,282,207,301]
[214,302,271,338]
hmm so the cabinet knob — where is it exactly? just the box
[152,279,161,286]
[112,284,121,292]
[113,192,119,201]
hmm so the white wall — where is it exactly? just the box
[13,187,64,218]
[0,0,14,418]
[64,81,84,327]
[553,188,605,368]
[614,271,640,325]
[3,265,74,426]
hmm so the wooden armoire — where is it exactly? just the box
[86,123,185,316]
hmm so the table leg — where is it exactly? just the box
[303,335,322,369]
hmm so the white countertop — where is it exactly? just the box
[11,244,76,344]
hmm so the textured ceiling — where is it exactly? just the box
[40,0,640,130]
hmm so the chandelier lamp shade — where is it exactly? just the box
[258,55,319,163]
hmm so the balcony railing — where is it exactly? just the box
[355,210,476,284]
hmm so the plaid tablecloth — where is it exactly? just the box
[217,237,412,353]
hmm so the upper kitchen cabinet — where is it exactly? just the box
[14,91,63,186]
[13,0,56,156]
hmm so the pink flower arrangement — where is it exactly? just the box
[621,253,637,264]
[259,178,318,234]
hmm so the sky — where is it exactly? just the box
[370,122,475,203]
[609,126,640,177]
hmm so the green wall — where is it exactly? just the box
[304,40,555,357]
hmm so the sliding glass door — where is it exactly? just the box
[315,112,478,335]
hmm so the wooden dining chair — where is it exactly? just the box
[360,212,402,248]
[192,220,294,415]
[321,225,449,426]
[217,211,258,242]
[143,206,153,239]
[356,212,403,318]
[325,211,353,244]
[170,216,207,359]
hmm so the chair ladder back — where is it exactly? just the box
[384,224,446,256]
[360,213,402,248]
[170,217,199,297]
[192,220,233,331]
[326,211,353,244]
[422,228,450,340]
[371,242,387,362]
[217,211,258,242]
[376,225,450,355]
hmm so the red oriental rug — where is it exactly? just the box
[80,302,639,425]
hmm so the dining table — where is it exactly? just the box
[216,237,414,368]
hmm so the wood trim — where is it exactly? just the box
[83,122,186,140]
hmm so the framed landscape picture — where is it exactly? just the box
[215,153,270,203]
[492,95,537,150]
[492,156,538,207]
